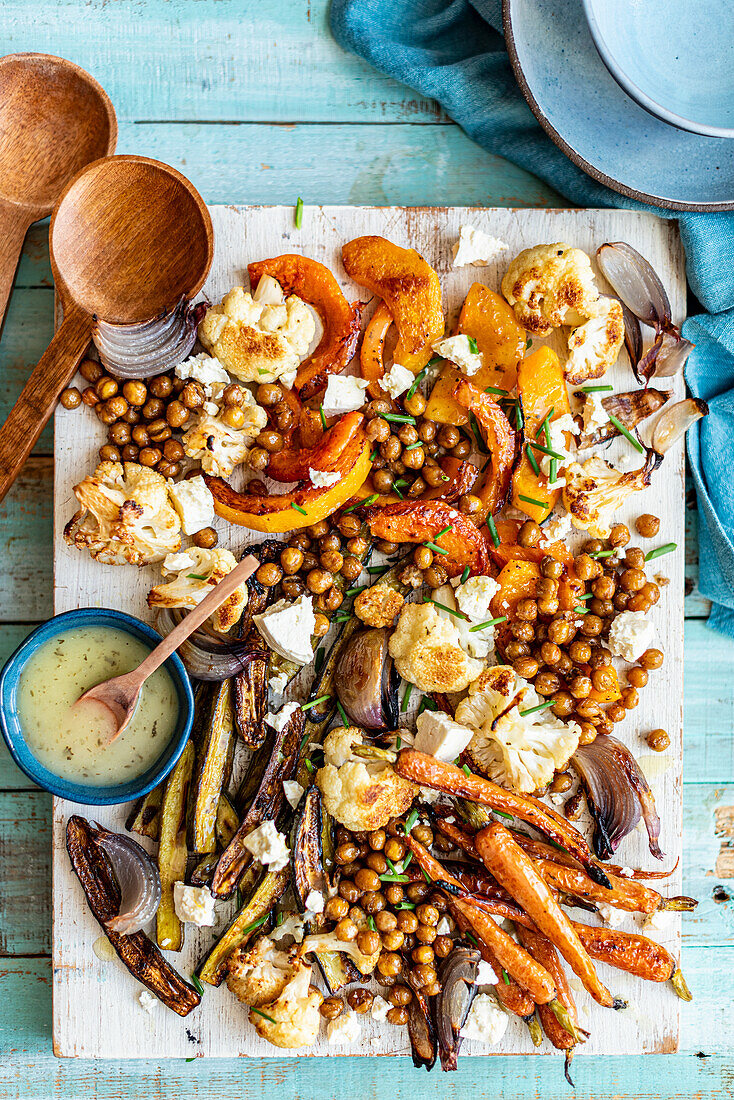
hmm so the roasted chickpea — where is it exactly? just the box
[123,406,141,425]
[536,578,558,602]
[121,444,139,462]
[256,563,282,587]
[180,381,205,410]
[300,551,319,572]
[592,575,616,600]
[247,479,268,497]
[505,641,529,661]
[636,514,660,538]
[451,438,471,459]
[335,918,358,942]
[272,401,294,432]
[81,386,100,407]
[311,613,329,638]
[437,424,460,449]
[412,545,433,571]
[80,358,104,384]
[256,429,284,453]
[538,596,560,617]
[378,953,403,978]
[387,1006,409,1025]
[534,670,561,695]
[365,398,391,419]
[627,666,648,688]
[279,547,303,575]
[433,935,453,959]
[338,879,360,904]
[590,597,614,618]
[569,674,592,699]
[627,593,652,613]
[355,868,381,893]
[60,387,82,410]
[621,686,639,709]
[335,842,359,866]
[397,423,418,446]
[580,614,603,637]
[518,520,541,547]
[588,646,612,670]
[540,641,562,666]
[396,909,418,933]
[381,930,405,952]
[320,997,343,1021]
[547,617,573,645]
[389,985,412,1007]
[356,929,381,957]
[551,771,573,793]
[253,383,279,407]
[607,702,626,723]
[416,903,439,927]
[551,690,575,718]
[403,445,425,470]
[412,944,434,967]
[166,400,189,429]
[574,553,599,581]
[555,653,574,678]
[591,667,616,693]
[577,722,597,745]
[647,728,670,752]
[423,464,449,488]
[108,421,131,446]
[605,523,628,547]
[402,390,425,416]
[614,591,631,612]
[325,895,349,922]
[625,547,646,569]
[148,375,173,399]
[540,556,564,579]
[95,376,119,400]
[156,460,180,478]
[575,698,601,720]
[424,563,448,588]
[620,567,646,594]
[138,446,162,467]
[306,568,333,595]
[320,549,344,573]
[417,418,437,443]
[99,444,121,462]
[406,881,431,904]
[516,598,538,621]
[147,418,172,443]
[514,655,540,679]
[639,647,664,670]
[193,527,218,549]
[512,621,535,643]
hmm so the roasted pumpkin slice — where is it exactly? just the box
[360,300,393,381]
[451,378,517,520]
[510,346,572,524]
[248,254,363,401]
[366,500,490,579]
[266,410,364,482]
[342,236,443,373]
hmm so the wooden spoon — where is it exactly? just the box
[74,554,260,743]
[0,154,213,504]
[0,53,117,336]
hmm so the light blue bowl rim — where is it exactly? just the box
[0,608,194,805]
[582,0,734,140]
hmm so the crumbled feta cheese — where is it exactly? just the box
[436,915,455,936]
[282,779,305,810]
[254,595,316,666]
[242,820,290,872]
[476,959,499,986]
[379,361,414,399]
[252,274,286,306]
[167,475,216,535]
[270,912,305,943]
[269,668,291,697]
[305,889,325,916]
[618,866,635,878]
[541,511,573,543]
[452,226,509,268]
[597,903,626,928]
[432,334,484,377]
[549,793,566,807]
[419,785,441,805]
[279,367,297,389]
[326,1011,362,1044]
[607,610,655,663]
[138,990,158,1015]
[321,374,369,417]
[540,413,580,484]
[162,550,196,573]
[173,882,216,927]
[581,390,610,434]
[265,701,300,732]
[309,467,341,489]
[203,400,219,416]
[461,993,508,1044]
[371,994,391,1021]
[454,575,500,623]
[175,352,230,396]
[414,709,474,762]
[642,909,676,933]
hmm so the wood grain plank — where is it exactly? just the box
[0,792,50,956]
[0,458,52,621]
[0,289,55,454]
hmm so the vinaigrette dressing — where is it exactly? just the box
[17,626,178,786]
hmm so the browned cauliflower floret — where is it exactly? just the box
[501,243,600,336]
[248,960,322,1049]
[147,547,246,631]
[562,455,654,539]
[316,727,415,832]
[227,935,297,1007]
[354,585,405,628]
[388,602,484,693]
[198,277,315,385]
[63,461,181,566]
[565,297,624,385]
[182,388,267,478]
[301,928,381,976]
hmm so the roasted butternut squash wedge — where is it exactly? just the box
[510,346,572,524]
[366,500,490,579]
[266,411,363,482]
[451,378,517,520]
[342,236,443,373]
[360,300,393,381]
[490,559,541,621]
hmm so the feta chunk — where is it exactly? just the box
[309,467,341,489]
[607,610,655,663]
[454,575,500,623]
[282,779,305,810]
[436,915,455,936]
[419,785,441,806]
[476,959,499,986]
[265,701,300,732]
[597,903,626,928]
[452,226,509,268]
[138,990,158,1015]
[581,390,610,434]
[541,511,573,543]
[269,668,291,697]
[252,274,286,306]
[371,994,391,1021]
[175,352,230,396]
[432,334,484,377]
[321,374,368,417]
[540,412,580,487]
[167,475,215,535]
[304,889,325,916]
[242,820,291,872]
[379,361,414,399]
[618,866,635,878]
[461,993,508,1044]
[162,551,196,573]
[326,1011,362,1045]
[641,909,676,933]
[414,709,474,762]
[254,595,316,666]
[172,882,216,927]
[279,367,297,389]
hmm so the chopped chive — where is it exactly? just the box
[300,694,332,711]
[251,1007,277,1024]
[469,616,507,632]
[257,368,270,375]
[484,385,508,396]
[319,403,327,431]
[241,914,269,937]
[332,613,351,623]
[589,548,616,559]
[401,682,414,712]
[336,701,350,728]
[276,912,285,927]
[186,1057,196,1063]
[573,606,589,615]
[424,540,450,555]
[369,449,377,462]
[396,901,416,911]
[514,401,524,431]
[380,873,409,884]
[519,494,549,509]
[467,336,479,355]
[462,764,472,778]
[608,414,644,453]
[580,384,613,392]
[300,731,310,755]
[406,368,426,400]
[396,735,402,750]
[436,525,453,539]
[404,441,424,451]
[543,414,552,449]
[187,573,208,580]
[383,412,416,424]
[305,759,314,773]
[518,699,556,717]
[549,457,558,486]
[577,592,593,601]
[393,485,404,499]
[487,515,500,548]
[191,973,205,996]
[402,850,413,870]
[341,500,361,514]
[367,916,377,932]
[525,443,540,476]
[404,809,419,834]
[420,866,431,883]
[294,197,303,229]
[465,931,479,946]
[367,565,387,574]
[645,542,677,562]
[502,969,511,985]
[361,493,379,508]
[345,585,367,596]
[394,477,411,488]
[236,888,243,909]
[468,414,488,455]
[526,339,533,349]
[290,502,308,516]
[428,598,467,619]
[314,647,325,674]
[528,439,565,461]
[493,809,514,821]
[460,565,470,584]
[427,355,445,368]
[418,696,438,714]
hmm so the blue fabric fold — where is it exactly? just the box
[331,0,734,633]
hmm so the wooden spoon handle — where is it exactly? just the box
[0,201,32,339]
[133,554,261,682]
[0,303,91,504]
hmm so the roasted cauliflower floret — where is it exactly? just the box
[389,602,484,693]
[182,389,267,478]
[227,935,297,1007]
[198,278,315,385]
[248,960,322,1049]
[456,666,580,794]
[63,461,181,566]
[565,297,624,385]
[302,929,381,976]
[501,243,600,336]
[147,547,246,631]
[354,585,405,628]
[316,726,416,832]
[562,455,654,539]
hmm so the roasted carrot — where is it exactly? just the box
[433,816,479,858]
[475,824,616,1008]
[516,925,582,1052]
[451,905,535,1019]
[573,923,676,983]
[396,750,611,888]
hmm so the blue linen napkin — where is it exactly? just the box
[331,0,734,633]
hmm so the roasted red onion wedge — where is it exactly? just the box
[651,398,709,455]
[618,298,643,375]
[156,607,266,681]
[597,243,678,337]
[335,627,399,730]
[572,735,663,861]
[435,946,480,1071]
[406,977,437,1071]
[654,334,695,379]
[96,827,162,934]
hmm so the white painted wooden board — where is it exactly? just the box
[52,206,686,1058]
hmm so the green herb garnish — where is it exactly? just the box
[382,412,416,425]
[462,763,472,777]
[186,573,208,580]
[336,700,350,728]
[406,368,426,400]
[428,598,467,619]
[460,565,470,584]
[319,403,327,431]
[290,502,308,516]
[401,682,414,712]
[467,336,479,354]
[502,969,511,985]
[645,542,677,562]
[191,973,205,996]
[519,494,548,509]
[404,809,419,834]
[608,413,644,453]
[367,916,377,932]
[580,384,613,392]
[484,384,508,396]
[487,514,500,548]
[241,914,270,937]
[424,540,450,556]
[528,439,565,461]
[251,1007,277,1024]
[518,699,556,717]
[300,694,332,711]
[469,616,507,632]
[314,646,325,674]
[525,443,540,476]
[295,197,303,229]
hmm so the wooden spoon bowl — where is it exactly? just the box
[0,155,213,503]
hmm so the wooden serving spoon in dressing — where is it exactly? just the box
[0,154,213,504]
[0,53,117,338]
[75,554,259,743]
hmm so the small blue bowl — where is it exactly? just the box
[0,608,194,805]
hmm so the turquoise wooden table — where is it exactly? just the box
[0,2,732,1096]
